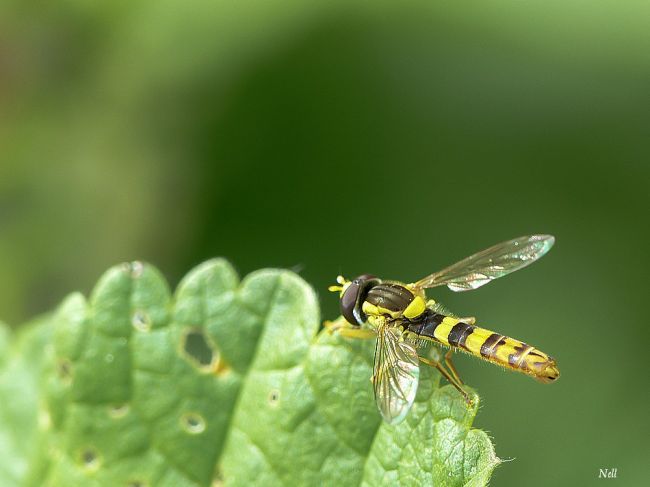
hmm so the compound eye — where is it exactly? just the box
[340,281,361,326]
[355,274,377,281]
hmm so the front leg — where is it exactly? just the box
[324,316,376,339]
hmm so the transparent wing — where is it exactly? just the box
[412,234,555,292]
[373,325,420,425]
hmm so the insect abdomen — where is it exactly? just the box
[408,311,559,383]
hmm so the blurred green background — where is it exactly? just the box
[1,1,648,485]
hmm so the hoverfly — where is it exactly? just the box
[327,235,559,424]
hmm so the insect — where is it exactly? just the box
[326,235,559,424]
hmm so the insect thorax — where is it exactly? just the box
[362,283,426,320]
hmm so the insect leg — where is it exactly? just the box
[419,356,472,406]
[324,317,375,339]
[444,349,464,385]
[323,316,349,333]
[338,328,376,339]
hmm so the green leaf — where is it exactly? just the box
[0,259,499,486]
[0,318,53,486]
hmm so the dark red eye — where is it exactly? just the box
[340,274,379,326]
[355,273,377,281]
[340,281,361,326]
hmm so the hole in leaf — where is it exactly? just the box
[268,389,280,406]
[132,310,151,332]
[183,330,213,366]
[180,328,228,375]
[122,261,144,278]
[83,450,95,464]
[130,261,144,278]
[78,447,101,471]
[181,412,206,434]
[57,359,73,384]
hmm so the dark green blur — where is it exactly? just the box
[1,1,648,485]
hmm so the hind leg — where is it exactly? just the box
[419,356,473,406]
[444,349,464,385]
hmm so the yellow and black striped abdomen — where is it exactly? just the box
[407,310,560,383]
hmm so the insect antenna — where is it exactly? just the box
[328,275,347,293]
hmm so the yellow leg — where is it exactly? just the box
[324,317,376,339]
[323,316,349,334]
[444,349,464,385]
[419,356,473,406]
[338,328,376,339]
